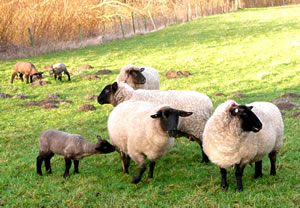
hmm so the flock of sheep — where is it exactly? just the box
[11,62,284,192]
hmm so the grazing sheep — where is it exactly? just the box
[11,62,43,84]
[98,82,213,163]
[37,130,115,178]
[50,63,71,81]
[108,101,192,184]
[116,64,160,90]
[203,100,284,191]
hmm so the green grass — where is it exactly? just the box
[1,5,300,207]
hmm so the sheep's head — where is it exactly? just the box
[151,108,193,137]
[126,67,146,85]
[95,135,115,153]
[229,104,262,132]
[49,66,55,76]
[97,82,119,105]
[32,72,43,80]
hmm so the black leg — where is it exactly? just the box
[121,152,129,174]
[36,155,44,176]
[64,158,72,178]
[235,164,245,192]
[125,155,131,174]
[30,75,33,83]
[58,75,62,81]
[269,152,277,176]
[25,75,29,84]
[45,153,54,174]
[65,71,71,81]
[19,73,24,82]
[148,161,156,179]
[200,141,209,163]
[132,164,146,184]
[220,168,228,190]
[254,160,262,179]
[54,74,57,80]
[74,160,79,174]
[11,72,17,84]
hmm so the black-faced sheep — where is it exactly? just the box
[36,130,115,178]
[203,100,284,191]
[98,82,213,163]
[11,62,43,84]
[108,101,192,184]
[50,63,71,81]
[116,64,160,90]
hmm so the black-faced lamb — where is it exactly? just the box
[98,82,213,163]
[11,62,43,84]
[50,63,71,81]
[203,100,284,191]
[36,130,115,178]
[116,64,160,90]
[108,100,192,184]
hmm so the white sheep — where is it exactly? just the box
[37,130,115,178]
[98,82,213,163]
[108,100,192,184]
[203,100,284,191]
[116,64,160,90]
[50,63,71,81]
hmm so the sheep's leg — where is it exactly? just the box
[132,164,146,184]
[269,152,277,176]
[58,75,62,81]
[148,161,156,179]
[25,75,29,84]
[63,158,72,178]
[54,74,57,80]
[36,155,45,176]
[11,72,18,84]
[199,141,209,163]
[74,160,79,174]
[254,160,263,179]
[30,75,33,83]
[235,164,245,192]
[125,155,131,174]
[120,152,129,174]
[19,73,24,82]
[220,168,228,190]
[65,71,71,81]
[45,153,54,174]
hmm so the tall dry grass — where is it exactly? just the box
[0,0,299,59]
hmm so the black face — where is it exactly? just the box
[97,82,118,105]
[151,108,193,137]
[129,70,146,84]
[95,140,115,153]
[230,105,262,132]
[33,72,43,80]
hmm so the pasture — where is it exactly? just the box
[0,5,299,207]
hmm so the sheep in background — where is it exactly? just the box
[108,101,192,184]
[116,64,160,90]
[98,82,213,163]
[37,130,115,178]
[11,62,43,84]
[203,100,284,191]
[50,63,71,81]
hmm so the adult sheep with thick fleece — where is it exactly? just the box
[116,64,160,90]
[203,100,284,191]
[108,100,192,184]
[98,82,213,163]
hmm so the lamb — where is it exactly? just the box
[116,64,160,90]
[50,63,71,81]
[108,100,192,184]
[36,130,115,178]
[11,62,43,84]
[98,82,213,163]
[203,100,284,191]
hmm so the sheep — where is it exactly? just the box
[11,62,43,84]
[98,82,213,163]
[202,100,284,191]
[116,64,160,90]
[50,63,71,81]
[36,130,115,178]
[108,100,192,184]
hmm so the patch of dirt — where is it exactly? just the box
[31,80,51,86]
[25,101,40,107]
[13,94,29,99]
[290,112,300,117]
[273,97,300,111]
[214,93,226,97]
[164,70,191,79]
[78,65,94,70]
[24,98,72,109]
[43,65,52,70]
[281,93,300,99]
[95,69,112,75]
[0,93,13,99]
[83,75,100,81]
[229,93,246,98]
[84,95,98,100]
[78,104,96,111]
[47,93,61,100]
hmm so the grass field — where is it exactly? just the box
[0,5,300,207]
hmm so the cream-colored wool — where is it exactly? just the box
[116,64,160,90]
[203,100,284,169]
[108,101,175,167]
[112,82,213,140]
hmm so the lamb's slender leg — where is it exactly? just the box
[120,152,129,174]
[19,73,24,82]
[132,163,146,184]
[64,158,72,178]
[30,75,33,83]
[254,160,262,179]
[269,152,277,176]
[58,75,62,81]
[65,71,71,81]
[11,72,17,84]
[74,160,79,174]
[148,161,156,179]
[45,153,54,174]
[235,164,245,192]
[25,75,29,84]
[54,74,57,80]
[125,155,131,174]
[36,155,45,176]
[220,168,228,190]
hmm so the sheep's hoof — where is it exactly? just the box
[236,187,243,192]
[221,184,228,191]
[37,172,43,176]
[254,174,262,179]
[131,176,141,184]
[63,173,69,178]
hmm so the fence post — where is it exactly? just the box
[119,16,125,38]
[28,27,35,48]
[102,21,106,34]
[131,12,136,34]
[148,10,157,30]
[78,24,82,41]
[143,15,147,32]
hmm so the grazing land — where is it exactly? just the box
[0,5,299,207]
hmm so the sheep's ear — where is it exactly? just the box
[151,111,162,118]
[97,135,103,142]
[112,82,118,92]
[140,67,145,72]
[179,111,193,117]
[248,106,253,110]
